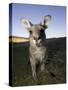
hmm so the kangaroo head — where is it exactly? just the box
[21,15,51,47]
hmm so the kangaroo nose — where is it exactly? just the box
[33,36,41,41]
[38,36,41,40]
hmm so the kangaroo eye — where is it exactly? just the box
[40,30,44,33]
[29,31,32,34]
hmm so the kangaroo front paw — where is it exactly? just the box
[40,64,45,71]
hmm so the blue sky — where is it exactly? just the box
[10,3,66,38]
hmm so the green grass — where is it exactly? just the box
[10,37,66,86]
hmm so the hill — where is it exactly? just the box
[9,36,29,43]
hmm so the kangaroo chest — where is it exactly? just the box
[30,46,47,62]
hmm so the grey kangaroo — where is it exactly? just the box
[20,15,51,80]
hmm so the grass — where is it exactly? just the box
[10,37,66,86]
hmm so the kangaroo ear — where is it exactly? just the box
[20,18,32,29]
[41,15,51,28]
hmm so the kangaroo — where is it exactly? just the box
[20,15,51,81]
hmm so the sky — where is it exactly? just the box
[9,3,66,38]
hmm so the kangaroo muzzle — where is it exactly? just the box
[33,38,42,47]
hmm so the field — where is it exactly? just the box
[9,37,66,86]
